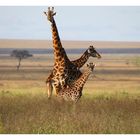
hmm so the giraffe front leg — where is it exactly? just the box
[46,82,53,99]
[52,82,61,96]
[60,78,67,89]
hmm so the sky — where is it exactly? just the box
[0,6,140,41]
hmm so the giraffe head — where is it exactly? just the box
[87,62,96,72]
[87,46,101,59]
[44,7,56,22]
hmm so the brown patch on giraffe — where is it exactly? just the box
[56,52,61,57]
[52,27,56,32]
[54,36,59,41]
[61,81,65,85]
[54,40,58,45]
[53,32,57,37]
[53,40,56,44]
[58,57,62,61]
[54,47,59,51]
[59,70,64,73]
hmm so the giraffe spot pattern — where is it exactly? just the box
[47,10,96,99]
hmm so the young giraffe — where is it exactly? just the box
[58,62,95,103]
[44,7,82,97]
[46,46,101,98]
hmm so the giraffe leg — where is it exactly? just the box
[54,86,59,96]
[53,84,60,96]
[60,78,67,89]
[47,82,53,99]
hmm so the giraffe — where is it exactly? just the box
[71,46,101,67]
[57,62,95,103]
[46,45,101,98]
[44,7,82,97]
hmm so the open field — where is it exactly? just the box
[0,40,140,134]
[1,39,140,49]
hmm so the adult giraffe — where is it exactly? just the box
[44,7,82,98]
[44,7,101,98]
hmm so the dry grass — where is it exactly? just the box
[0,92,140,134]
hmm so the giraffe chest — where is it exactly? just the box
[53,61,76,75]
[52,66,68,81]
[52,63,82,87]
[51,59,82,92]
[66,69,82,85]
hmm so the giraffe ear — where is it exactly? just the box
[44,11,47,16]
[53,12,56,16]
[87,64,89,67]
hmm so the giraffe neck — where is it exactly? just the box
[73,70,91,90]
[51,18,69,61]
[51,18,62,48]
[71,50,90,68]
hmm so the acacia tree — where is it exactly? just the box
[11,50,33,70]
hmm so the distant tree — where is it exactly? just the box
[11,50,33,70]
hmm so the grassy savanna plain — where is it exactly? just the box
[0,40,140,134]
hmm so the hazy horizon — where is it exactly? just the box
[0,6,140,42]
